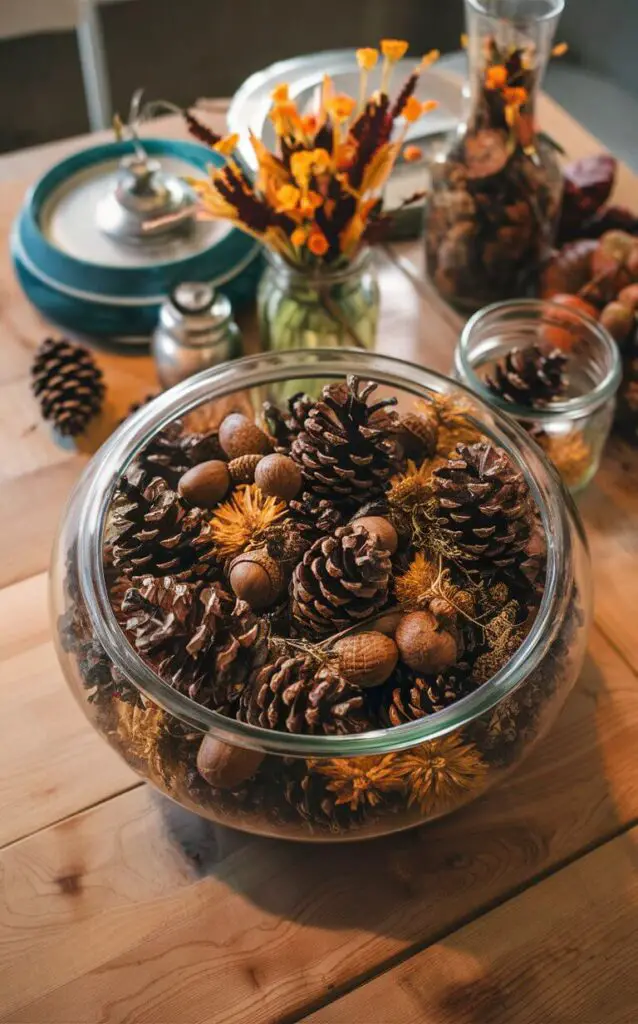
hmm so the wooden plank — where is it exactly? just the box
[1,627,637,1023]
[0,574,137,847]
[304,825,638,1024]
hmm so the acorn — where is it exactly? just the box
[218,413,272,460]
[334,632,399,688]
[229,548,284,609]
[353,516,399,555]
[196,735,264,789]
[395,611,457,675]
[254,453,302,500]
[617,284,638,312]
[228,454,264,484]
[600,301,634,345]
[178,460,230,508]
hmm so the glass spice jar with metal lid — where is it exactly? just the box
[454,298,622,491]
[51,349,591,842]
[151,281,241,388]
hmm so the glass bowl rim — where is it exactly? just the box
[74,347,579,757]
[457,298,622,424]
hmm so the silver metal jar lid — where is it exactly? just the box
[159,282,233,344]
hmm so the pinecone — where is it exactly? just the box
[128,422,224,490]
[431,443,532,574]
[239,655,369,734]
[261,521,311,567]
[288,491,345,542]
[263,392,315,452]
[228,454,263,484]
[290,375,399,506]
[31,338,105,436]
[59,603,139,706]
[381,664,474,726]
[280,758,360,831]
[291,524,392,638]
[122,577,268,710]
[109,477,217,581]
[486,345,568,407]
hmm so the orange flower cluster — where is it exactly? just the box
[186,40,438,267]
[480,35,567,148]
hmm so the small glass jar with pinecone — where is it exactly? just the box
[455,298,622,492]
[51,349,591,841]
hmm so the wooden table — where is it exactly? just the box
[1,98,638,1024]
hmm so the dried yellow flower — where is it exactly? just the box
[395,551,439,608]
[115,701,167,781]
[210,484,287,559]
[395,552,477,619]
[311,754,405,811]
[396,735,488,816]
[388,459,432,510]
[537,431,592,489]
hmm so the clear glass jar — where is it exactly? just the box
[425,0,564,311]
[51,349,591,842]
[455,299,622,491]
[257,249,380,352]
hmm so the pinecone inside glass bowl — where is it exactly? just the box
[52,350,591,841]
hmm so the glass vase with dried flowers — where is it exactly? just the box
[186,41,439,351]
[425,0,567,312]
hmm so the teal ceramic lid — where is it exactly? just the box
[12,138,262,341]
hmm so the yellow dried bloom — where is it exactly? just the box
[537,431,592,489]
[115,701,167,781]
[395,551,439,608]
[210,484,286,559]
[396,736,488,816]
[356,47,379,71]
[312,753,405,811]
[388,458,432,510]
[381,38,409,61]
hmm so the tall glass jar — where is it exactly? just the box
[257,249,380,352]
[425,0,564,311]
[455,299,622,491]
[51,350,591,842]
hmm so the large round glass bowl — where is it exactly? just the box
[51,349,591,841]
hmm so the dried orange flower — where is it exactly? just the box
[312,754,405,810]
[213,134,239,156]
[485,64,508,90]
[210,484,286,559]
[275,184,301,211]
[396,736,488,816]
[290,227,307,247]
[552,42,568,57]
[381,38,409,62]
[403,144,423,163]
[401,95,424,123]
[300,113,318,136]
[307,230,329,256]
[422,99,438,114]
[328,94,356,122]
[503,86,528,107]
[395,551,439,608]
[356,47,379,71]
[298,191,323,217]
[271,83,290,103]
[419,49,440,70]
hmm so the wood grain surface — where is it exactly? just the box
[0,94,637,1024]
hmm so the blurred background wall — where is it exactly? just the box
[0,0,636,166]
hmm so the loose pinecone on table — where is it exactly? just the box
[31,337,105,437]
